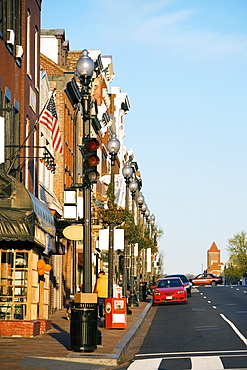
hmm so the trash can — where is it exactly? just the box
[70,302,98,352]
[139,282,147,302]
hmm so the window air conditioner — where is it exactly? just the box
[7,29,15,45]
[16,45,24,58]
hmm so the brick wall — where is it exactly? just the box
[0,319,52,338]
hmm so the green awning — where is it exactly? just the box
[0,171,56,250]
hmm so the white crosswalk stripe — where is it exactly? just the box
[191,356,224,369]
[127,355,246,369]
[128,358,162,369]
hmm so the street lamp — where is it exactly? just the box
[107,133,120,298]
[150,214,155,226]
[76,49,94,294]
[69,49,99,353]
[128,178,139,307]
[122,163,134,299]
[149,214,156,284]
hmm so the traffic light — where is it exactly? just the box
[82,137,100,183]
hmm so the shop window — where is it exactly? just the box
[0,251,28,320]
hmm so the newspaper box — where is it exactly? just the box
[105,297,127,329]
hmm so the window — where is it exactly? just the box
[26,9,31,76]
[0,251,29,320]
[5,0,21,56]
[0,0,7,39]
[4,97,20,176]
[34,26,39,89]
[24,115,30,186]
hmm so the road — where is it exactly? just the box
[127,285,247,369]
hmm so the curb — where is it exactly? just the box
[66,301,153,366]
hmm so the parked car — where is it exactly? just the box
[152,277,187,305]
[166,274,192,297]
[190,273,223,286]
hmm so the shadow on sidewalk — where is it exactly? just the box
[49,322,70,350]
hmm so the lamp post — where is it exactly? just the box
[128,178,139,307]
[150,214,156,284]
[107,133,120,298]
[122,163,134,299]
[69,49,99,353]
[76,49,95,293]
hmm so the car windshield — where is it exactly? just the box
[157,279,182,288]
[168,275,188,283]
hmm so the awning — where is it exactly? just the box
[0,170,56,251]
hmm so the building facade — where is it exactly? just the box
[207,241,224,276]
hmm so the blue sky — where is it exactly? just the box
[42,0,247,275]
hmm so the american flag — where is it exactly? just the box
[39,96,63,154]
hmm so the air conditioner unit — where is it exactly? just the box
[16,45,24,58]
[7,29,15,45]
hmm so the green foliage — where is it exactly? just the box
[96,184,163,253]
[97,185,141,244]
[224,265,242,280]
[225,231,247,278]
[97,184,125,226]
[138,228,155,251]
[121,210,142,245]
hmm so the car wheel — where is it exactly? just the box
[211,281,217,286]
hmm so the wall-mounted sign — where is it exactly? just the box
[63,225,83,241]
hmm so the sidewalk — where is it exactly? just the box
[0,300,152,370]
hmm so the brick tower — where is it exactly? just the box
[207,242,224,276]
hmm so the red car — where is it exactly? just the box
[152,277,187,305]
[190,273,223,286]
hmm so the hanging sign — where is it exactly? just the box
[63,225,83,241]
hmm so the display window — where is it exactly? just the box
[0,250,29,320]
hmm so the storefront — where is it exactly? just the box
[0,171,56,336]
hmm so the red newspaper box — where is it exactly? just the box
[105,297,127,329]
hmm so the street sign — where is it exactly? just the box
[63,225,83,240]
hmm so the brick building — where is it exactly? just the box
[207,242,224,276]
[0,0,58,337]
[0,1,133,335]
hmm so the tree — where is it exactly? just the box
[225,231,247,279]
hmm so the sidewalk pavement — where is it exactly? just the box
[0,299,152,370]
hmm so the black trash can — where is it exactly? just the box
[139,282,147,302]
[70,302,98,352]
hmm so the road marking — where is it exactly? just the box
[236,311,247,314]
[207,300,211,303]
[195,325,219,331]
[135,349,247,358]
[212,306,217,309]
[220,313,247,345]
[191,356,223,369]
[128,358,162,369]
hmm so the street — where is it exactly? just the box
[127,286,247,369]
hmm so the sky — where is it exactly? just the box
[41,0,247,276]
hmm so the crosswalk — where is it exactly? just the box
[127,352,247,369]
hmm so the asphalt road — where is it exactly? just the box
[128,285,247,369]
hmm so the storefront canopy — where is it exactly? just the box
[0,170,56,250]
